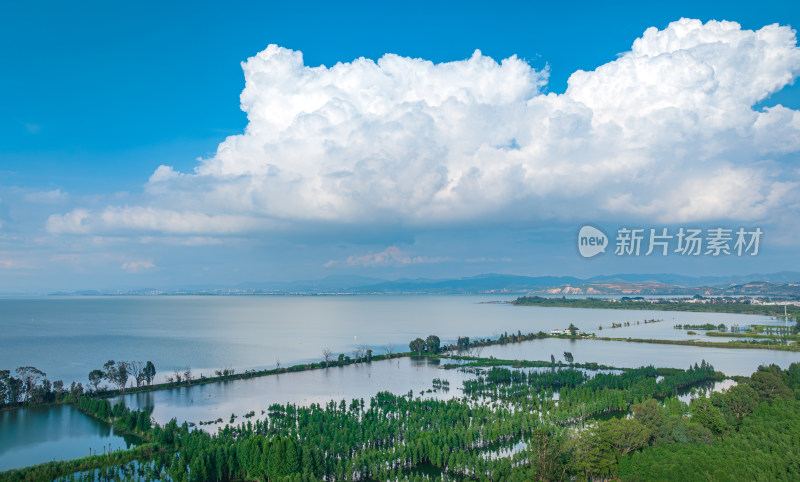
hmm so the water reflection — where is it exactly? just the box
[677,379,738,404]
[119,356,473,431]
[0,295,781,385]
[119,335,800,432]
[0,405,135,471]
[478,338,800,376]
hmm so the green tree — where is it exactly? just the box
[573,425,617,479]
[136,410,151,432]
[116,362,130,390]
[0,370,17,405]
[632,399,672,445]
[52,380,64,400]
[88,369,104,391]
[527,426,569,480]
[103,360,129,391]
[690,397,728,437]
[746,367,792,401]
[143,361,156,385]
[103,360,117,385]
[15,366,45,402]
[568,323,579,336]
[711,383,758,427]
[425,335,441,354]
[563,351,574,363]
[604,417,650,455]
[5,375,23,404]
[409,338,425,355]
[574,417,649,479]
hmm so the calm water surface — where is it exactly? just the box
[0,295,794,472]
[119,356,474,431]
[479,337,800,376]
[0,405,135,471]
[0,295,781,384]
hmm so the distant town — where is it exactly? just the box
[43,274,800,301]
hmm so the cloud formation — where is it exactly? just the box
[47,18,800,236]
[324,246,450,267]
[23,189,68,204]
[46,207,274,235]
[121,260,156,273]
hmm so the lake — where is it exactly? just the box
[0,295,781,386]
[0,405,135,472]
[0,295,796,472]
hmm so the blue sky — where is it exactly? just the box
[1,1,799,291]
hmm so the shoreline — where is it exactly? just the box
[4,326,798,414]
[512,296,800,317]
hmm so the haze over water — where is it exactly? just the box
[0,295,791,385]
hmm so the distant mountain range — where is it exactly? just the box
[226,272,800,295]
[50,271,800,297]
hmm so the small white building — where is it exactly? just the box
[550,328,587,336]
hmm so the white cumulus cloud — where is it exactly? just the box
[47,18,800,236]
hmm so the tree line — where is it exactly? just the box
[1,329,577,411]
[87,360,156,392]
[514,295,800,318]
[0,366,84,408]
[5,335,800,480]
[0,360,156,409]
[9,359,799,481]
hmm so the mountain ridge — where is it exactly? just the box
[44,271,800,296]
